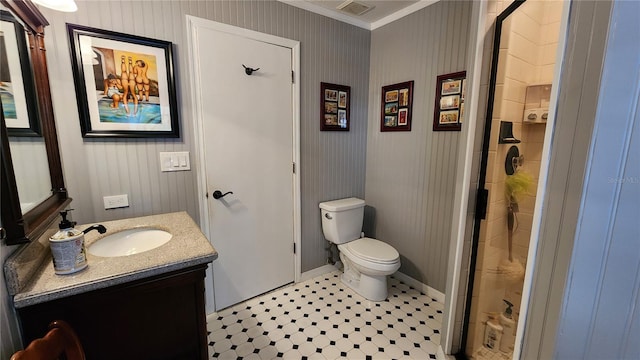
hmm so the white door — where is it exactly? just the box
[193,24,296,310]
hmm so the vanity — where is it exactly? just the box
[6,212,217,359]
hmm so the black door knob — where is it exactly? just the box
[212,190,233,199]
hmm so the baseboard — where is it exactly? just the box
[437,344,456,360]
[393,271,446,303]
[299,264,337,282]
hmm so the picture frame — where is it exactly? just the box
[1,11,41,136]
[433,71,466,131]
[381,80,414,132]
[320,82,350,131]
[67,24,179,138]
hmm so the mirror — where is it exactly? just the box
[1,0,69,245]
[1,8,52,213]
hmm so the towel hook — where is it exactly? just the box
[242,64,260,75]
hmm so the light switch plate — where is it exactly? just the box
[103,194,129,209]
[160,151,191,172]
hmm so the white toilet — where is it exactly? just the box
[319,197,401,301]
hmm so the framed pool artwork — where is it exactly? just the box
[0,11,41,136]
[67,24,179,138]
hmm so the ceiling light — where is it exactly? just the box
[32,0,78,12]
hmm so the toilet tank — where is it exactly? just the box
[319,198,365,244]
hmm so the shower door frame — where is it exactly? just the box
[457,0,528,357]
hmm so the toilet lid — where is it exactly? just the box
[344,238,399,264]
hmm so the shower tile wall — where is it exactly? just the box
[467,0,563,356]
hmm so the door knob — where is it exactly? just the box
[212,190,233,199]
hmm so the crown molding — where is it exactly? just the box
[370,0,439,30]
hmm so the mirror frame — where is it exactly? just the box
[1,0,69,245]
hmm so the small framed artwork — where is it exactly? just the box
[381,81,413,132]
[321,82,350,131]
[433,71,466,131]
[1,11,41,136]
[439,110,459,124]
[67,24,179,138]
[398,108,408,126]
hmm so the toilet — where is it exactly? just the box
[319,197,401,301]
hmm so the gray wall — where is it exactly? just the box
[554,0,640,357]
[527,0,640,358]
[40,0,370,273]
[522,0,640,358]
[365,0,471,292]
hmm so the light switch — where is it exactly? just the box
[160,152,191,172]
[103,194,129,209]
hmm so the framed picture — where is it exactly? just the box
[398,108,408,126]
[67,24,179,138]
[381,81,413,132]
[440,95,460,110]
[1,11,40,136]
[433,71,466,131]
[321,82,350,131]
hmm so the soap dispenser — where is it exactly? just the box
[499,300,517,353]
[49,210,106,275]
[483,312,503,351]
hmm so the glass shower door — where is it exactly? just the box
[460,0,565,358]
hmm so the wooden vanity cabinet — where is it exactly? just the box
[17,264,209,360]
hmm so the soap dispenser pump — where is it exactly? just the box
[500,299,517,353]
[49,210,106,275]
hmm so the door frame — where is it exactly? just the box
[186,16,301,314]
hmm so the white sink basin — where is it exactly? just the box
[88,228,172,257]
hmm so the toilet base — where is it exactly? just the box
[341,271,389,302]
[340,252,390,301]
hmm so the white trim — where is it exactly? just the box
[187,16,300,49]
[186,15,214,313]
[513,1,572,359]
[370,1,439,30]
[300,264,338,282]
[278,0,440,31]
[292,42,302,284]
[393,271,445,304]
[437,345,455,360]
[441,0,486,354]
[186,16,302,314]
[278,0,370,29]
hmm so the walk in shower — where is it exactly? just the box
[460,0,565,358]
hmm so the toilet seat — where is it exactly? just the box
[341,237,399,264]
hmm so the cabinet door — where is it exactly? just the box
[18,266,208,360]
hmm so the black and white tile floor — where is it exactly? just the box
[207,270,443,359]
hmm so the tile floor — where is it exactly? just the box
[207,270,443,359]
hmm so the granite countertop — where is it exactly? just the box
[12,212,217,308]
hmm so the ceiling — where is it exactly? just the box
[279,0,439,30]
